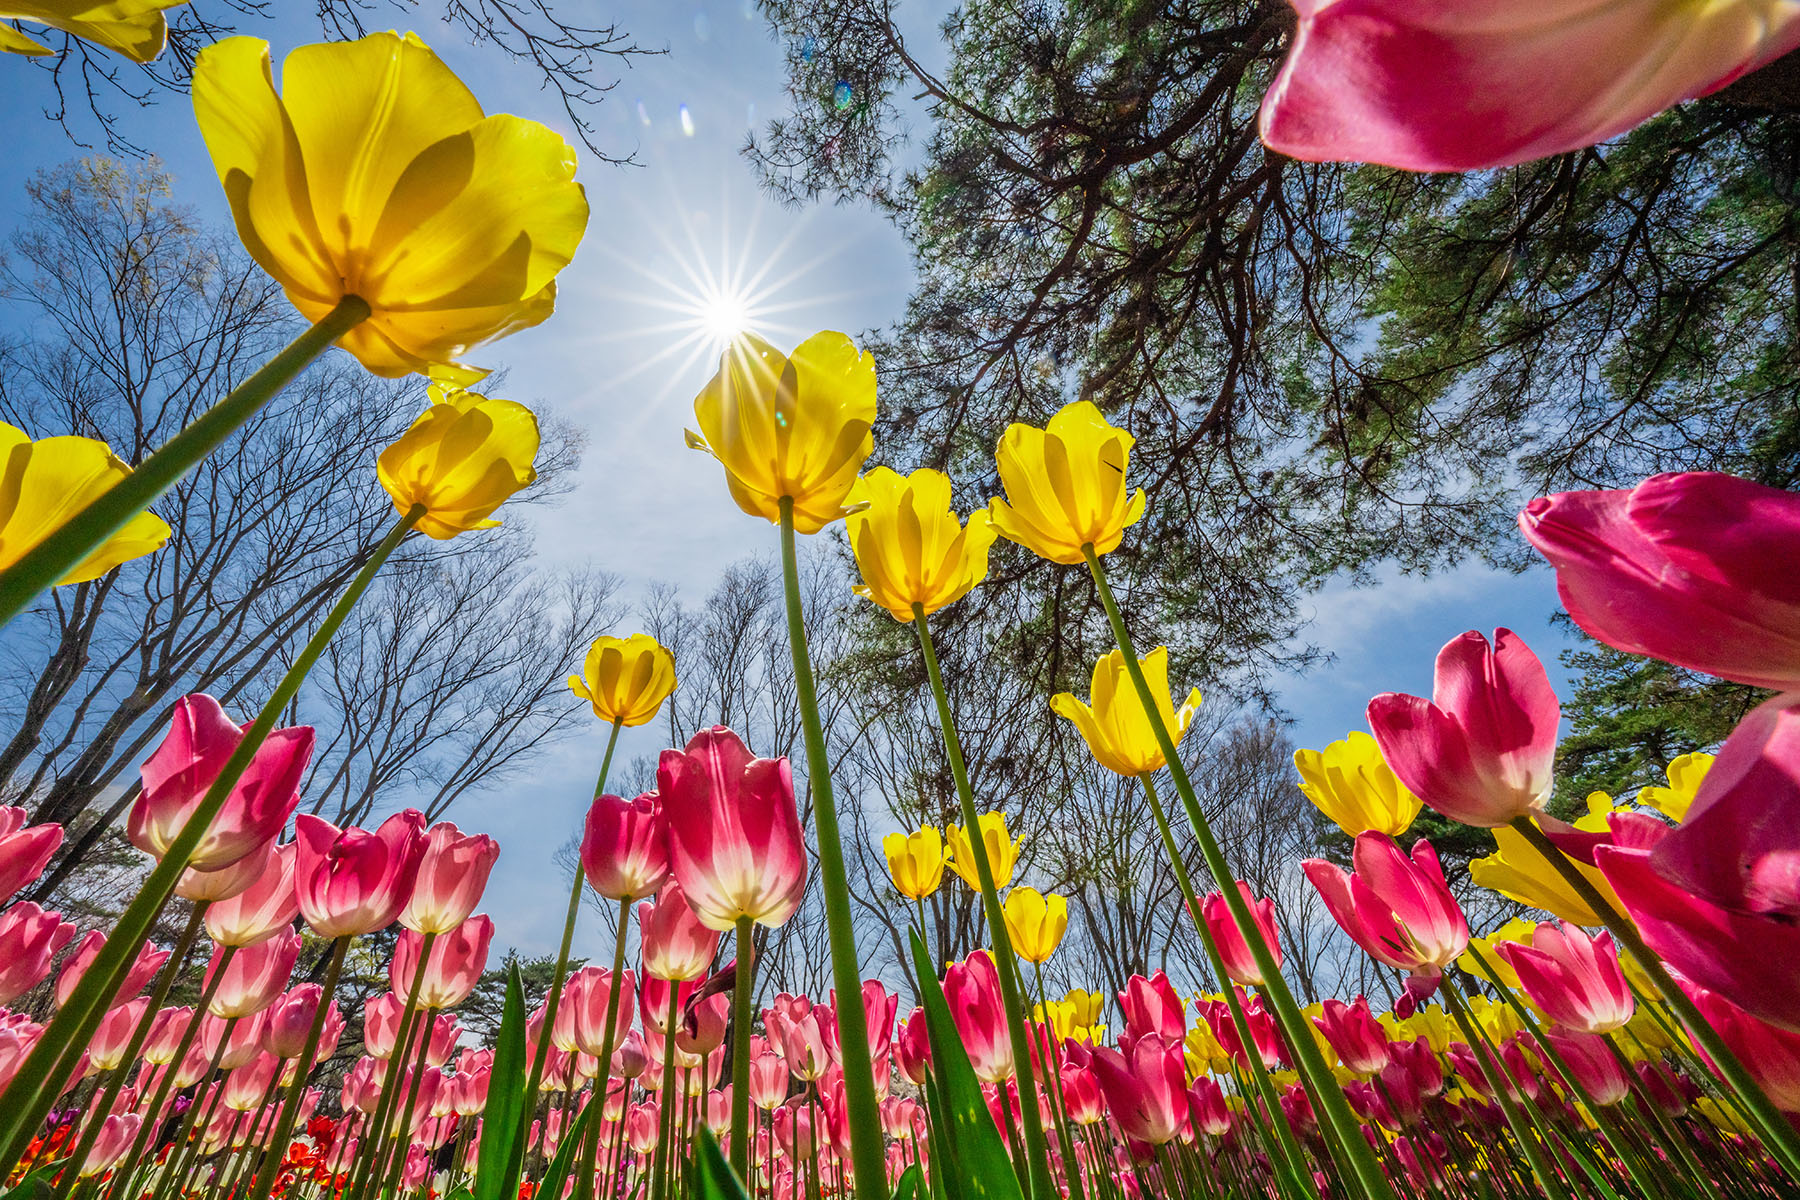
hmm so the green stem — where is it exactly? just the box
[347,931,437,1200]
[0,296,369,626]
[242,920,347,1199]
[913,602,1057,1200]
[730,915,755,1178]
[777,497,886,1200]
[651,985,681,1200]
[375,1005,438,1200]
[575,897,633,1200]
[1083,546,1398,1200]
[1440,976,1570,1200]
[1509,816,1800,1178]
[0,502,419,1167]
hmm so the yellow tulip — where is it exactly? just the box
[1469,819,1625,927]
[1696,1098,1752,1138]
[0,0,186,61]
[1293,731,1422,837]
[376,386,538,539]
[1051,646,1202,777]
[845,467,996,621]
[686,332,875,534]
[988,399,1147,564]
[0,423,170,583]
[1638,752,1714,823]
[567,634,677,728]
[191,32,588,379]
[1456,918,1538,990]
[1063,988,1107,1028]
[1002,886,1068,963]
[1381,1006,1452,1054]
[1034,998,1080,1043]
[946,811,1022,891]
[882,826,951,900]
[1184,1022,1231,1077]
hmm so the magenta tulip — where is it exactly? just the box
[400,821,499,934]
[1686,984,1800,1112]
[637,880,720,981]
[204,841,299,947]
[895,1008,930,1086]
[1200,880,1282,986]
[1089,1033,1188,1146]
[0,807,61,905]
[0,902,76,1006]
[767,993,833,1082]
[1314,996,1389,1076]
[54,929,167,1009]
[657,726,807,930]
[944,951,1013,1084]
[1649,691,1800,919]
[1188,1077,1231,1136]
[175,839,275,903]
[1546,1030,1630,1106]
[129,694,312,871]
[1597,842,1800,1032]
[1119,970,1186,1043]
[581,791,671,901]
[391,914,493,1009]
[1498,924,1633,1034]
[1520,472,1800,692]
[293,809,428,938]
[264,985,338,1061]
[556,965,636,1058]
[1259,1,1800,172]
[1367,629,1560,827]
[1304,833,1468,1012]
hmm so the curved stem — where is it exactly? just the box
[1083,545,1398,1200]
[777,498,886,1200]
[1509,816,1800,1177]
[244,936,349,1200]
[913,602,1057,1200]
[0,296,370,625]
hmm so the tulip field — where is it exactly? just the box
[3,7,1800,1200]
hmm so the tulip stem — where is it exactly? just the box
[652,986,682,1200]
[1508,816,1800,1178]
[376,1005,438,1200]
[575,897,632,1200]
[1082,546,1399,1200]
[351,930,438,1200]
[1439,976,1572,1200]
[0,503,421,1169]
[730,914,755,1178]
[777,498,887,1200]
[0,296,370,627]
[913,602,1059,1200]
[245,936,348,1200]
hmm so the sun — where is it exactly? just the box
[695,284,753,350]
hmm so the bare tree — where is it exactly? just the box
[15,2,658,160]
[0,158,605,903]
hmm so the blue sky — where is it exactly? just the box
[0,2,1576,959]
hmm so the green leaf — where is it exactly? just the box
[472,963,528,1200]
[0,1159,61,1200]
[892,1164,923,1200]
[908,930,1027,1200]
[693,1127,751,1200]
[536,1094,595,1200]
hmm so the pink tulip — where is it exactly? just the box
[640,975,699,1036]
[1685,984,1800,1112]
[129,694,312,871]
[1258,1,1800,172]
[1200,881,1281,986]
[222,1053,283,1110]
[175,839,276,903]
[0,902,76,1006]
[205,929,300,1019]
[55,929,167,1009]
[84,996,149,1074]
[626,1101,660,1153]
[1367,629,1560,827]
[944,951,1013,1084]
[1649,691,1800,919]
[1390,1036,1445,1097]
[749,1051,789,1109]
[264,985,337,1061]
[773,1102,815,1159]
[637,880,720,981]
[293,809,428,938]
[142,1006,194,1064]
[894,1009,930,1085]
[423,1012,461,1067]
[341,1056,382,1114]
[390,915,494,1009]
[1521,472,1800,692]
[453,1063,491,1116]
[363,991,404,1059]
[1546,1030,1630,1106]
[0,807,61,905]
[400,822,499,934]
[1597,840,1800,1031]
[78,1113,142,1178]
[1118,970,1185,1043]
[204,841,299,946]
[1498,924,1633,1034]
[554,965,636,1056]
[1200,989,1284,1072]
[678,991,732,1056]
[401,1144,432,1190]
[613,1027,649,1081]
[1304,833,1468,1012]
[1062,1064,1104,1125]
[834,979,899,1059]
[767,993,833,1082]
[200,1009,267,1069]
[1188,1077,1231,1136]
[1314,996,1389,1076]
[581,791,671,901]
[1089,1033,1187,1145]
[658,726,807,930]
